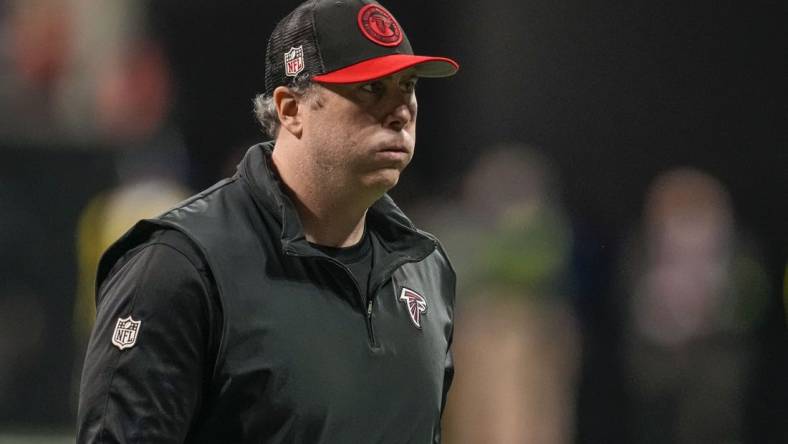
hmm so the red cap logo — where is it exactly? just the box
[357,4,403,47]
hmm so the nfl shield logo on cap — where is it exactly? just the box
[284,46,305,77]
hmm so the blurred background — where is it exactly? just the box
[0,0,785,442]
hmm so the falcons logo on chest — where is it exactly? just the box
[399,288,427,329]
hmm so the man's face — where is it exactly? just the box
[300,69,418,195]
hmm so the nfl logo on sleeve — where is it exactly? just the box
[112,316,141,350]
[284,46,305,77]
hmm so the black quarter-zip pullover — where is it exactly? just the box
[77,142,456,443]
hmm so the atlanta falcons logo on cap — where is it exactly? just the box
[399,287,427,329]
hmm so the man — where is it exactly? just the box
[77,0,459,442]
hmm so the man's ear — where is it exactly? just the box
[274,86,303,138]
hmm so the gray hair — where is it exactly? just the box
[253,74,315,138]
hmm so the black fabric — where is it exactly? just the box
[310,228,374,300]
[309,228,371,264]
[79,142,456,443]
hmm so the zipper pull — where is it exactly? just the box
[367,299,373,318]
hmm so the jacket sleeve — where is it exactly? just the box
[435,252,456,444]
[440,339,455,416]
[77,234,219,443]
[434,317,455,444]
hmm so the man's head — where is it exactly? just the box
[255,0,458,137]
[255,0,457,194]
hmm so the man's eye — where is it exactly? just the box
[402,79,418,93]
[361,82,383,94]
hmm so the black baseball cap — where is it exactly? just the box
[264,0,459,96]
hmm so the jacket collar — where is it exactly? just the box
[238,142,436,265]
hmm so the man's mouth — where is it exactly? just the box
[378,145,409,153]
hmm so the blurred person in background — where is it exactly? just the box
[0,0,190,429]
[618,167,770,443]
[0,1,74,428]
[61,0,191,416]
[417,145,581,444]
[1,0,177,146]
[77,0,460,441]
[0,0,71,140]
[69,0,189,340]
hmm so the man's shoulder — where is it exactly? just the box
[104,227,208,284]
[145,228,207,270]
[94,225,221,316]
[160,176,241,220]
[410,227,457,285]
[156,172,276,240]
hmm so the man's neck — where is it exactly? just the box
[271,142,377,248]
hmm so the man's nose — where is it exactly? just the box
[383,99,415,131]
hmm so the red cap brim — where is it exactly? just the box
[312,54,459,84]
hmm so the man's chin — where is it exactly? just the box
[360,169,402,195]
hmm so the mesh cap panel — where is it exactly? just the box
[264,1,324,96]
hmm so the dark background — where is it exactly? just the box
[0,0,784,440]
[152,0,786,269]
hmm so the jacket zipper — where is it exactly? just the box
[345,268,376,348]
[285,249,377,347]
[339,263,377,347]
[365,298,376,347]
